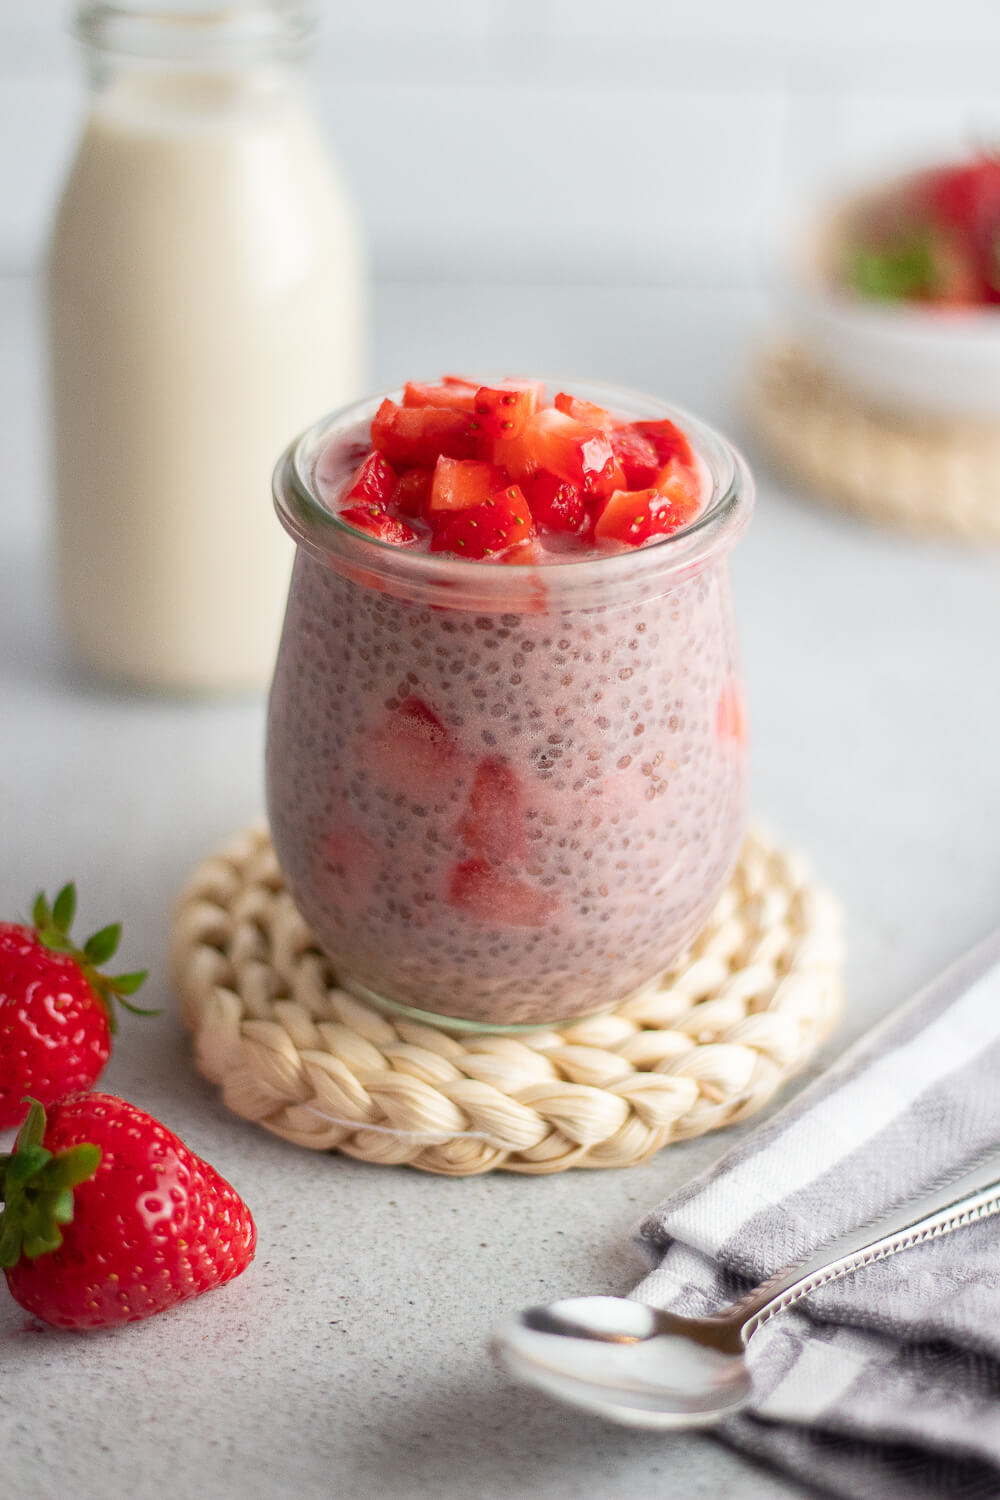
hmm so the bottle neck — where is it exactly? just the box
[75,2,316,81]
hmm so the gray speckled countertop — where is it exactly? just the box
[3,276,999,1500]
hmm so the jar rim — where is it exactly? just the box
[273,379,754,611]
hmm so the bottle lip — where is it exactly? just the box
[273,378,755,612]
[75,2,317,65]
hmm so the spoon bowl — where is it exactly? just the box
[494,1297,752,1429]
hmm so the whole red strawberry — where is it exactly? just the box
[0,883,152,1130]
[0,1094,256,1328]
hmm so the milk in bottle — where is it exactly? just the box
[48,1,366,690]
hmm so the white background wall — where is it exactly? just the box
[3,0,1000,283]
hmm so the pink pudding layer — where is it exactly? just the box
[266,380,751,1028]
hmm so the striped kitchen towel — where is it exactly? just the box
[633,930,1000,1500]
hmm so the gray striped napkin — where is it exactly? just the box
[632,931,1000,1500]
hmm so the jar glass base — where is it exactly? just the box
[339,973,616,1035]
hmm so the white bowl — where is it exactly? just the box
[780,198,1000,421]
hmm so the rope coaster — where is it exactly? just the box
[171,825,842,1176]
[747,343,1000,542]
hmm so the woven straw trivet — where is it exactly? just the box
[170,825,842,1177]
[747,343,1000,542]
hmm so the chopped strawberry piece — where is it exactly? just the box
[520,409,624,500]
[403,379,479,412]
[553,392,615,429]
[501,539,545,566]
[716,680,749,749]
[317,823,380,913]
[609,426,662,488]
[341,451,397,509]
[633,419,695,471]
[317,437,370,498]
[428,457,509,514]
[481,430,538,482]
[393,467,432,518]
[368,696,459,798]
[593,473,700,547]
[921,158,1000,233]
[471,383,538,442]
[502,377,546,406]
[371,399,477,467]
[430,484,535,559]
[340,504,419,546]
[524,470,586,533]
[457,756,527,862]
[448,858,558,928]
[658,455,702,504]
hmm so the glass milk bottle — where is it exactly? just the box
[47,1,366,691]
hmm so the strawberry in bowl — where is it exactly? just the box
[843,155,1000,308]
[784,154,1000,418]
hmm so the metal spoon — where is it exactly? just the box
[492,1158,1000,1429]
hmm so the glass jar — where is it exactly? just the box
[266,382,754,1030]
[48,1,366,691]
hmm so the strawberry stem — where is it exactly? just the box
[0,1100,101,1267]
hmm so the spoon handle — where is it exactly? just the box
[733,1154,1000,1343]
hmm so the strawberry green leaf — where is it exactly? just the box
[83,923,121,966]
[0,1101,101,1268]
[115,1002,160,1026]
[111,970,148,996]
[115,994,162,1019]
[6,1145,51,1183]
[847,234,937,301]
[32,892,51,930]
[52,882,77,934]
[36,930,75,955]
[15,1099,47,1152]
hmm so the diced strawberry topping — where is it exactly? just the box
[339,504,419,546]
[457,757,527,862]
[480,430,538,482]
[448,858,558,928]
[393,467,432,518]
[501,539,545,565]
[524,471,586,533]
[403,379,479,412]
[371,399,477,467]
[633,419,695,471]
[341,452,398,509]
[428,457,509,514]
[553,392,615,429]
[471,383,538,442]
[593,473,700,546]
[520,409,624,500]
[325,377,704,559]
[430,484,536,559]
[503,377,546,406]
[609,426,662,488]
[368,696,459,797]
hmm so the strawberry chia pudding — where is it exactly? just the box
[266,377,753,1028]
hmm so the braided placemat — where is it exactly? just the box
[171,825,842,1176]
[747,343,1000,542]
